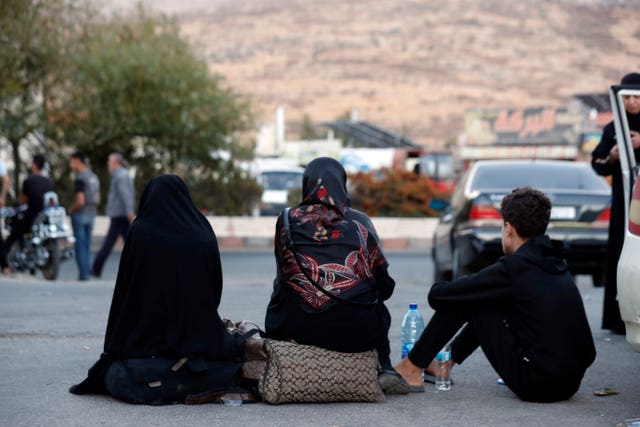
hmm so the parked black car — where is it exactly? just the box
[432,160,611,286]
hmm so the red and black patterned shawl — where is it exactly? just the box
[275,157,391,312]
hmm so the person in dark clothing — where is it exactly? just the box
[91,153,135,278]
[70,175,244,404]
[2,154,54,267]
[591,72,640,335]
[265,157,408,394]
[395,187,596,402]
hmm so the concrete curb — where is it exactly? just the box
[212,237,433,253]
[87,215,438,253]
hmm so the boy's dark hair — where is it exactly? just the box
[500,187,551,238]
[70,151,87,164]
[32,154,46,171]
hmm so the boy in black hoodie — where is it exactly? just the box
[395,187,596,402]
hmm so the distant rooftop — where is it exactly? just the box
[573,93,610,113]
[324,121,418,149]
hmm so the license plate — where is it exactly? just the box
[550,206,576,220]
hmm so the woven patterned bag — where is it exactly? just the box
[259,339,384,404]
[241,338,267,381]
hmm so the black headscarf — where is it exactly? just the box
[619,72,640,132]
[70,175,240,394]
[301,157,350,213]
[621,72,640,85]
[277,158,389,312]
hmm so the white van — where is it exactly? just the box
[256,163,304,216]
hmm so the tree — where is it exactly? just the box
[300,114,321,140]
[0,0,74,197]
[188,162,263,216]
[49,6,259,213]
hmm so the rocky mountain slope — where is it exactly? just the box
[136,0,640,145]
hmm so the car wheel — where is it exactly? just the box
[41,240,61,281]
[452,248,471,279]
[591,269,605,288]
[6,241,21,272]
[433,259,451,283]
[432,246,451,283]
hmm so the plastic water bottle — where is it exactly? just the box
[401,303,425,358]
[221,397,242,407]
[435,344,452,391]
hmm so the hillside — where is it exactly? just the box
[138,0,640,146]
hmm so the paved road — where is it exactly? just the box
[0,252,638,427]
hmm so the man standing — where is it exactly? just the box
[591,72,640,335]
[0,156,11,274]
[69,152,100,281]
[395,187,596,402]
[2,154,54,268]
[91,153,134,278]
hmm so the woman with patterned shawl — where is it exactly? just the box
[265,157,408,394]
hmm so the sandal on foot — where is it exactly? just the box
[378,370,410,394]
[408,383,425,393]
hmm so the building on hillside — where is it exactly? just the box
[460,93,618,167]
[255,106,342,165]
[461,106,584,166]
[324,120,418,149]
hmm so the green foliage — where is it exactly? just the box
[49,6,254,198]
[287,187,303,207]
[188,162,263,216]
[300,114,321,140]
[0,2,258,214]
[0,0,78,197]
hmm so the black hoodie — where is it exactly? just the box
[429,235,596,376]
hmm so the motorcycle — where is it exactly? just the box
[1,191,74,280]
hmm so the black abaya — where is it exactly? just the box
[70,175,242,398]
[591,113,640,333]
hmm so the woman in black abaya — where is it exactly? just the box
[592,72,640,335]
[70,175,244,404]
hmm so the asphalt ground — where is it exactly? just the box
[0,251,638,427]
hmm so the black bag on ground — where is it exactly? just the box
[104,357,242,405]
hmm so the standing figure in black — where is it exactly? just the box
[591,72,640,335]
[2,154,53,269]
